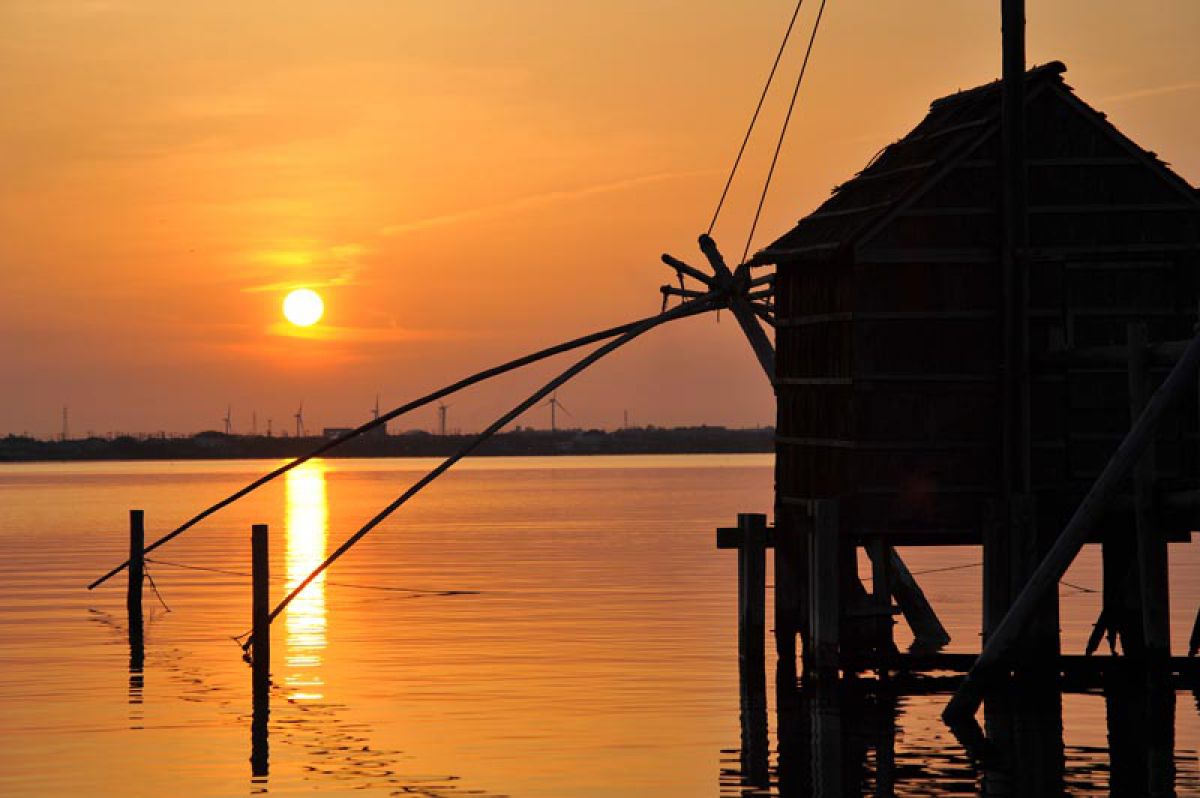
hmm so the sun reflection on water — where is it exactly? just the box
[285,460,328,701]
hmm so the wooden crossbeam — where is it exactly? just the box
[717,525,778,550]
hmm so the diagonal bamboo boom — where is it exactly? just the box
[661,254,717,287]
[263,293,722,627]
[943,325,1200,721]
[697,234,777,384]
[87,312,685,591]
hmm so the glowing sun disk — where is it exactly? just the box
[284,288,324,327]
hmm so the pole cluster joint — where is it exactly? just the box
[659,235,774,325]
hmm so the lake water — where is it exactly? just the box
[1,454,1198,796]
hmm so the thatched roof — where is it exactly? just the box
[752,61,1199,265]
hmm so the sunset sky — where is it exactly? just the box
[3,1,1198,437]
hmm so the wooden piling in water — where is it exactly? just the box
[806,499,840,679]
[252,523,270,698]
[250,523,270,777]
[773,507,804,682]
[881,546,950,650]
[737,513,767,684]
[866,537,895,660]
[128,510,144,670]
[1128,322,1171,660]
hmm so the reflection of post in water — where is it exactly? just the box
[773,677,901,797]
[285,461,328,702]
[251,695,269,782]
[1106,665,1176,797]
[980,682,1063,797]
[736,514,769,788]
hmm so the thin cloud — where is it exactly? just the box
[1100,81,1200,104]
[380,169,717,237]
[265,322,464,344]
[242,269,360,294]
[241,243,365,293]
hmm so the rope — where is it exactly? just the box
[143,564,172,613]
[739,0,830,266]
[707,0,806,236]
[144,557,478,597]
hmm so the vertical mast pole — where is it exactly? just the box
[987,0,1030,647]
[1002,0,1028,498]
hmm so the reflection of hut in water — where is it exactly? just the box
[753,62,1200,675]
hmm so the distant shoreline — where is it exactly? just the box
[0,426,773,463]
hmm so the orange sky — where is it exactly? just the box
[2,1,1198,437]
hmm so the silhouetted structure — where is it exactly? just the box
[754,62,1200,682]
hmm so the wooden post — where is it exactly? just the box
[982,499,1011,644]
[738,539,769,791]
[867,537,895,660]
[945,326,1200,721]
[1010,493,1060,674]
[774,506,804,682]
[1129,322,1170,660]
[128,510,144,671]
[737,512,767,710]
[867,544,950,650]
[1000,0,1030,506]
[807,499,840,679]
[250,523,270,778]
[1091,532,1142,656]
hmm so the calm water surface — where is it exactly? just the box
[1,454,1198,796]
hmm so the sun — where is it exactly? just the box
[283,288,324,327]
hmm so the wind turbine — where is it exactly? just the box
[223,405,233,435]
[437,402,451,436]
[371,394,385,437]
[542,392,572,432]
[294,403,305,438]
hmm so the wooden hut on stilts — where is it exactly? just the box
[745,58,1200,698]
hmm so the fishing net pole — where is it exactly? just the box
[87,312,678,590]
[261,292,721,629]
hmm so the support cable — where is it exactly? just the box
[261,293,721,631]
[707,0,806,236]
[739,0,829,266]
[87,313,670,590]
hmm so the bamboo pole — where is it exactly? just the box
[697,235,776,380]
[87,312,679,591]
[266,294,720,624]
[944,326,1200,721]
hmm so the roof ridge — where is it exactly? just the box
[929,60,1068,111]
